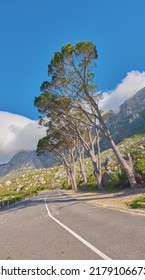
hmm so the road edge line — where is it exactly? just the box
[45,198,112,260]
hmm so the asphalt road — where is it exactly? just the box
[0,190,145,259]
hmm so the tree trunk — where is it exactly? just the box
[83,89,137,188]
[89,150,103,190]
[70,170,77,190]
[69,149,77,190]
[105,129,137,188]
[66,169,71,186]
[96,130,101,170]
[78,146,87,184]
[60,153,77,190]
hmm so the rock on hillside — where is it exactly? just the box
[0,150,57,178]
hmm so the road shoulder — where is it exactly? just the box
[63,188,145,216]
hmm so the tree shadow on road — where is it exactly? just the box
[0,192,79,213]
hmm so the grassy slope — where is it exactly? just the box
[0,166,66,208]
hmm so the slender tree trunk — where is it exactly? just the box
[66,169,71,186]
[90,129,103,190]
[78,146,87,184]
[83,88,137,188]
[96,130,101,170]
[70,170,77,190]
[60,153,76,190]
[89,150,103,190]
[104,129,137,188]
[69,149,77,190]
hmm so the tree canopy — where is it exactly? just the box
[35,41,137,189]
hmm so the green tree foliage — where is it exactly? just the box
[35,41,137,189]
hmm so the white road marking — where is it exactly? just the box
[45,198,111,260]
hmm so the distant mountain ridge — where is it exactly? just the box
[0,150,57,178]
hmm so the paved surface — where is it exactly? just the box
[0,190,145,259]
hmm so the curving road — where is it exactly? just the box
[0,190,145,259]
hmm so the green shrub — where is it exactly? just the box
[128,196,145,209]
[79,174,98,192]
[135,156,145,174]
[61,180,71,190]
[104,168,127,192]
[36,185,45,191]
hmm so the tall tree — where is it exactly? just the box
[45,41,137,188]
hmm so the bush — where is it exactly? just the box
[135,156,145,174]
[79,174,97,192]
[61,180,71,190]
[104,168,127,191]
[128,196,145,209]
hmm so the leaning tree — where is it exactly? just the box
[46,41,137,188]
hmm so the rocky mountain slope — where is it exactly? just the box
[0,150,57,179]
[103,87,145,147]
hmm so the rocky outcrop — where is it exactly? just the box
[103,87,145,147]
[119,87,145,117]
[0,150,57,177]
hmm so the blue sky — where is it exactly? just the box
[1,0,145,120]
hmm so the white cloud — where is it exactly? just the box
[100,70,145,112]
[0,111,46,164]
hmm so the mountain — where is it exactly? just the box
[104,87,145,146]
[0,150,57,178]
